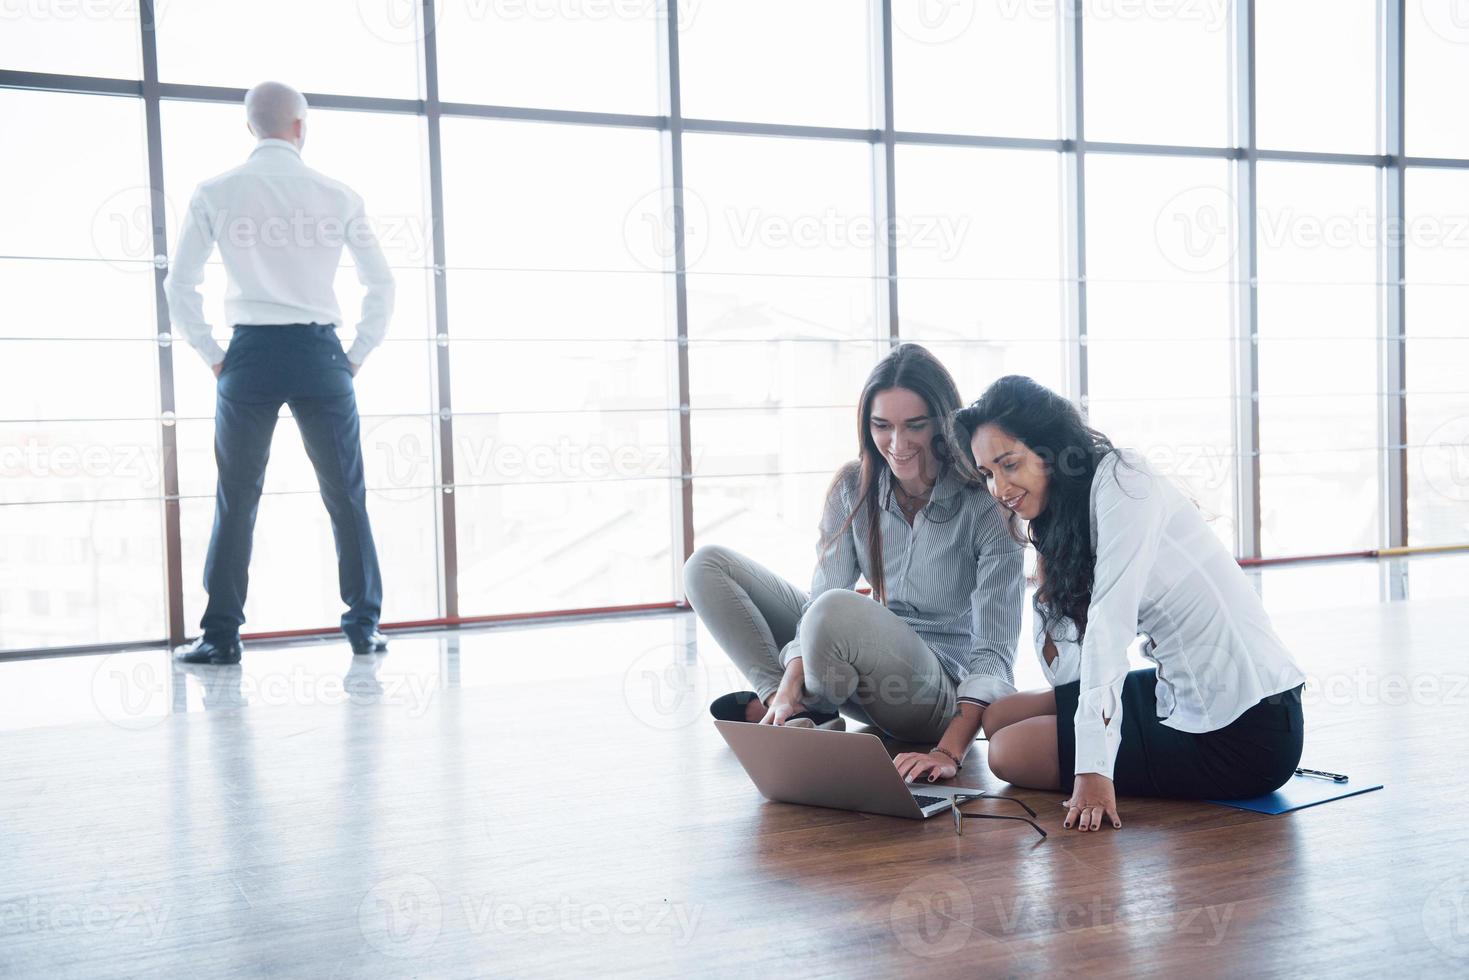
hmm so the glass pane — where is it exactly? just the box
[436,0,661,113]
[0,90,148,263]
[898,277,1065,346]
[686,274,879,342]
[911,337,1069,397]
[452,411,678,488]
[692,407,853,479]
[1404,283,1469,339]
[449,270,671,340]
[0,339,158,421]
[676,0,873,128]
[692,472,836,590]
[681,134,875,277]
[1256,0,1376,154]
[895,146,1062,279]
[0,2,140,77]
[1086,154,1236,284]
[681,131,879,577]
[0,500,165,649]
[688,340,881,410]
[0,419,161,505]
[455,480,678,615]
[1408,389,1469,546]
[1260,448,1379,555]
[1085,394,1237,547]
[1085,155,1236,546]
[1088,336,1233,399]
[1082,0,1232,147]
[0,258,157,340]
[1406,170,1469,545]
[1407,1,1469,158]
[441,118,664,272]
[180,491,440,635]
[1256,162,1378,555]
[894,144,1066,397]
[1405,169,1469,287]
[891,0,1059,137]
[450,340,673,414]
[154,0,421,96]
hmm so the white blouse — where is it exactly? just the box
[1043,451,1306,781]
[1031,612,1080,687]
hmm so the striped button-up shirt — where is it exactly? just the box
[782,461,1026,705]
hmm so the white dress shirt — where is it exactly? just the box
[1031,611,1081,687]
[163,138,395,367]
[780,462,1026,706]
[1064,450,1306,781]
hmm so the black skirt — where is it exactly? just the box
[1054,668,1305,799]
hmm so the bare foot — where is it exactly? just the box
[744,697,768,723]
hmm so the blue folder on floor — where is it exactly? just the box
[1206,773,1384,814]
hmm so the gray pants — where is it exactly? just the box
[682,544,958,743]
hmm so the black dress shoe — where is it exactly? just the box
[172,636,242,665]
[348,630,389,656]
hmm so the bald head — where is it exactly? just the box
[244,81,308,145]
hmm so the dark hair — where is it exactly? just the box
[824,343,973,604]
[950,375,1119,643]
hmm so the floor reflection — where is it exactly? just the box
[1,552,1464,735]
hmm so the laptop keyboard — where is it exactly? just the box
[911,794,946,808]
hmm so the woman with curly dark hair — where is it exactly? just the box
[684,345,1024,781]
[952,376,1307,833]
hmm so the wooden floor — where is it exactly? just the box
[1,557,1466,977]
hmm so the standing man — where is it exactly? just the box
[164,80,395,664]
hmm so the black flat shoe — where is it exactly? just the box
[708,691,843,728]
[784,708,844,730]
[172,636,242,665]
[710,691,761,722]
[348,630,389,656]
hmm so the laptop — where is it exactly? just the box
[714,719,958,819]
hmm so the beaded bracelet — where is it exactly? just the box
[932,746,963,771]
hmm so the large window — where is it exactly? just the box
[1085,154,1237,545]
[1256,162,1379,555]
[683,133,882,584]
[0,89,163,648]
[2,1,1466,653]
[1405,168,1469,547]
[894,145,1067,393]
[440,118,678,614]
[1256,0,1376,154]
[1082,0,1232,147]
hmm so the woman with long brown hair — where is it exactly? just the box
[957,375,1306,832]
[683,344,1024,782]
